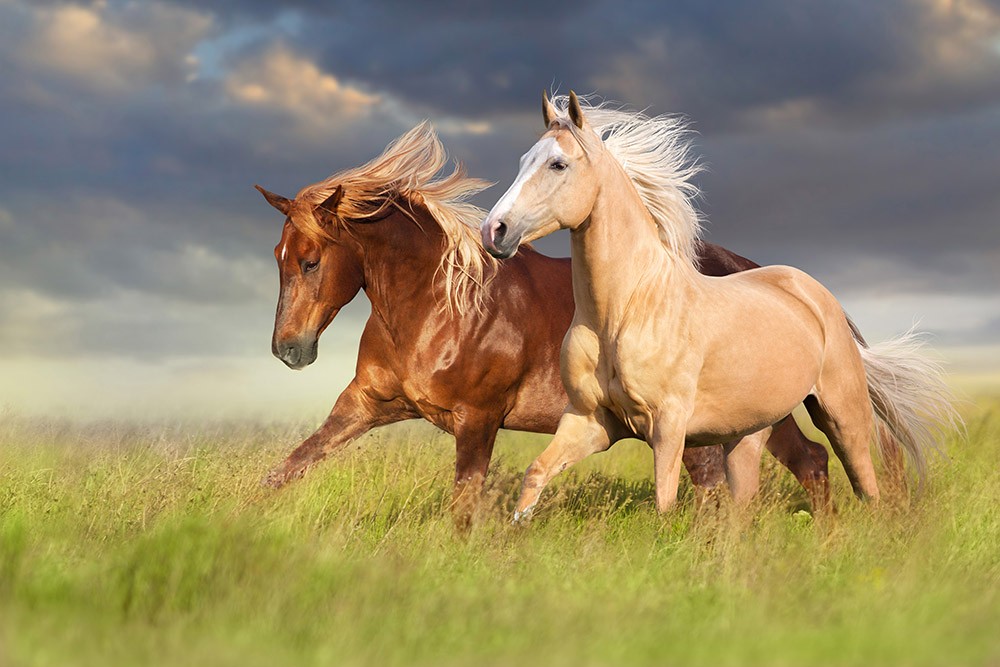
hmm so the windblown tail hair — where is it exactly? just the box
[858,329,962,490]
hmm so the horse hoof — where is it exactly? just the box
[261,468,293,489]
[512,508,533,525]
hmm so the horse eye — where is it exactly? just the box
[550,160,567,171]
[302,260,320,273]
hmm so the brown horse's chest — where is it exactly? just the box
[357,251,574,435]
[411,397,457,434]
[359,322,461,435]
[394,342,505,435]
[397,370,462,435]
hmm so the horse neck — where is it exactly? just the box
[360,204,449,327]
[570,153,698,328]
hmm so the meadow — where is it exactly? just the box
[1,400,997,667]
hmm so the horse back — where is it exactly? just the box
[695,240,760,275]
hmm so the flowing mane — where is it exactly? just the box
[550,95,704,265]
[291,121,497,314]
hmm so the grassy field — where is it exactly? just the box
[1,400,997,667]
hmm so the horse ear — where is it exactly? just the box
[542,90,557,128]
[568,90,585,129]
[316,185,344,225]
[254,185,291,216]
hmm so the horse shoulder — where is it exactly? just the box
[561,322,605,411]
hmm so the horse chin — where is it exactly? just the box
[283,354,316,371]
[486,245,518,260]
[486,233,523,260]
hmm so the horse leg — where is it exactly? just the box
[263,380,406,488]
[683,445,727,511]
[804,389,880,502]
[451,412,501,533]
[650,415,690,514]
[514,407,622,521]
[765,415,831,511]
[722,426,771,506]
[683,445,726,488]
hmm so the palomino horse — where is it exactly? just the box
[481,92,957,518]
[255,124,831,529]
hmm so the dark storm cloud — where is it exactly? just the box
[164,0,590,21]
[590,1,1000,128]
[202,0,1000,130]
[694,104,1000,295]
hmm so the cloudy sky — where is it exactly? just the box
[0,0,998,419]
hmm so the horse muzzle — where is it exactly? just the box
[272,337,318,370]
[481,216,521,259]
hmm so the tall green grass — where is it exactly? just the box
[0,403,997,667]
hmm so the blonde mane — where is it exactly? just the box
[291,121,497,314]
[550,95,704,264]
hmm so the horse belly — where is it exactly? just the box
[504,368,568,434]
[686,328,822,444]
[685,397,797,445]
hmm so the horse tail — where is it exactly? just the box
[856,328,961,491]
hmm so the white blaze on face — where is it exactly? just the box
[488,137,563,222]
[280,242,288,262]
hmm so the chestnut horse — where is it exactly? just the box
[481,92,957,518]
[255,122,831,529]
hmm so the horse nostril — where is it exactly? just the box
[495,220,508,243]
[280,344,301,366]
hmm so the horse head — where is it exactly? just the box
[481,91,601,258]
[256,184,366,369]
